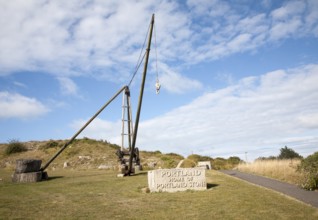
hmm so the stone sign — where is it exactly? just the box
[148,168,206,193]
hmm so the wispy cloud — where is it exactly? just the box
[13,81,27,88]
[1,0,317,94]
[57,77,79,96]
[158,63,203,94]
[184,0,318,63]
[0,91,49,119]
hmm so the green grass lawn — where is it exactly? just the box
[0,169,317,219]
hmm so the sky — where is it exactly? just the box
[1,0,318,161]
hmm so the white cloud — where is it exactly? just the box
[70,118,122,145]
[137,64,318,159]
[269,17,302,41]
[305,0,318,36]
[227,33,252,52]
[0,91,49,119]
[271,1,305,20]
[158,63,203,94]
[298,114,318,129]
[1,0,317,86]
[57,77,78,96]
[187,0,230,17]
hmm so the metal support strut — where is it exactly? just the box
[121,87,134,151]
[40,85,128,171]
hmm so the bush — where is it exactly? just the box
[187,154,212,162]
[213,157,227,170]
[228,156,242,165]
[165,153,184,160]
[160,155,178,168]
[40,140,60,150]
[5,139,27,155]
[180,159,196,168]
[297,152,318,190]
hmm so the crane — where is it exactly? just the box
[39,14,156,177]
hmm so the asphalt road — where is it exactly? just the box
[220,170,318,208]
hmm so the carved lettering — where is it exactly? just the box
[148,168,207,192]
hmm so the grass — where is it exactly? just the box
[0,169,317,219]
[237,159,303,185]
[0,139,186,171]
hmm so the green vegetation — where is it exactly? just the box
[186,154,242,170]
[240,147,318,190]
[0,139,120,170]
[278,146,303,160]
[187,154,211,162]
[180,159,196,168]
[257,146,303,161]
[297,152,318,190]
[160,153,183,168]
[0,169,317,219]
[39,140,60,150]
[0,138,247,171]
[4,139,27,155]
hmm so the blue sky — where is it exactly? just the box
[1,0,318,161]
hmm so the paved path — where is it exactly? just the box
[176,160,184,168]
[220,170,318,208]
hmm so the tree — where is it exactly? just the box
[228,156,242,164]
[278,146,302,160]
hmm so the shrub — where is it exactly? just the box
[40,140,59,150]
[180,159,196,168]
[109,143,120,150]
[228,156,242,165]
[154,150,162,155]
[297,152,318,190]
[160,156,177,168]
[5,139,27,155]
[165,153,184,160]
[213,157,227,170]
[188,154,212,162]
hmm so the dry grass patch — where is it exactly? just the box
[237,159,303,185]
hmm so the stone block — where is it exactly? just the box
[197,161,212,170]
[15,159,42,173]
[12,171,42,183]
[134,165,141,174]
[148,168,207,193]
